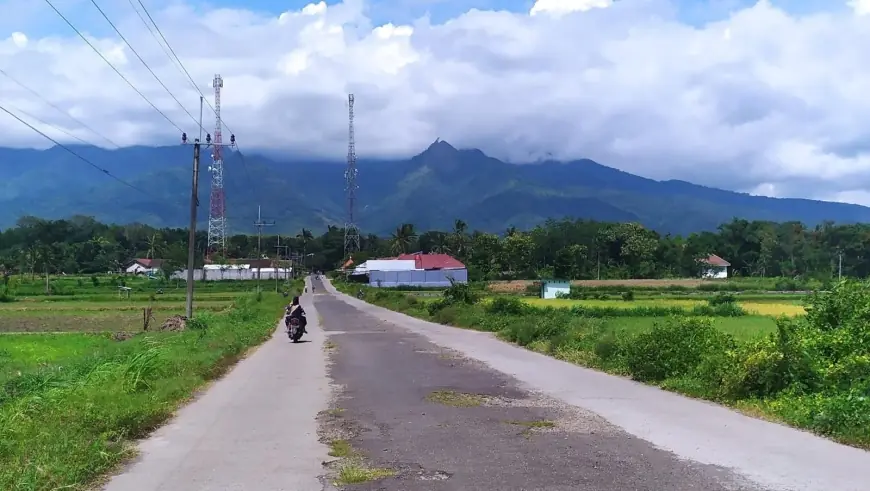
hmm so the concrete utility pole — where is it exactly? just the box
[182,96,236,318]
[183,131,201,319]
[252,206,274,292]
[253,205,275,258]
[838,250,844,281]
[275,236,289,292]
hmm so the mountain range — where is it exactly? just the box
[1,140,868,236]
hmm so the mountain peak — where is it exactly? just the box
[423,138,457,154]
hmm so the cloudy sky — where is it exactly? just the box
[0,0,868,204]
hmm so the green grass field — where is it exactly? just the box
[0,275,304,490]
[0,276,289,333]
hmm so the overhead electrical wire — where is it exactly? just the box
[87,0,207,135]
[42,0,186,134]
[1,100,94,147]
[132,0,253,187]
[0,67,123,149]
[124,0,189,84]
[0,102,154,196]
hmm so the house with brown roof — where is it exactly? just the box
[699,254,730,279]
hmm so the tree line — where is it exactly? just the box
[0,215,865,280]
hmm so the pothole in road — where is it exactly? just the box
[487,392,615,436]
[425,389,493,407]
[416,469,452,481]
[505,419,558,438]
[389,463,453,482]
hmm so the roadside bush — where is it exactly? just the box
[442,279,478,305]
[692,302,747,317]
[500,311,573,347]
[431,304,461,324]
[708,292,737,305]
[621,317,735,383]
[621,291,635,301]
[187,315,210,330]
[486,296,528,315]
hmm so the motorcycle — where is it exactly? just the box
[285,306,306,343]
[287,316,305,342]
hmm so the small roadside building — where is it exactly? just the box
[125,258,163,275]
[700,254,730,279]
[359,253,468,287]
[540,279,571,299]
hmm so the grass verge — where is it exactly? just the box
[0,285,300,490]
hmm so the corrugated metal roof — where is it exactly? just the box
[368,259,417,271]
[353,259,417,274]
[397,253,466,270]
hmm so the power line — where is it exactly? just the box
[125,0,188,83]
[1,100,94,147]
[87,0,205,134]
[0,67,122,149]
[42,0,186,134]
[131,0,252,186]
[0,102,154,196]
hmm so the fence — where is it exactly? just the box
[368,269,468,287]
[172,269,292,281]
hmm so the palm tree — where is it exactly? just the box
[450,219,469,258]
[431,233,451,254]
[145,233,163,259]
[390,223,417,255]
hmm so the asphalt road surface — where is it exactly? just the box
[316,277,870,491]
[103,277,870,491]
[315,280,758,491]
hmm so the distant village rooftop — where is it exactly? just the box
[700,254,731,267]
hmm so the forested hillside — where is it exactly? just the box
[3,141,870,235]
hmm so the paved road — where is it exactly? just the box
[102,280,331,491]
[317,277,870,491]
[102,277,870,491]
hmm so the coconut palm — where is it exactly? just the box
[390,223,417,255]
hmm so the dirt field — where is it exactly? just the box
[487,279,705,293]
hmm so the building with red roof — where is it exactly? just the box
[363,252,467,287]
[396,253,465,270]
[699,254,730,279]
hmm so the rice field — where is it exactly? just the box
[0,284,258,333]
[522,297,806,317]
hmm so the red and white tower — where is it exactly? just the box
[207,74,227,254]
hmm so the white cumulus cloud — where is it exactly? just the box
[850,0,870,15]
[0,0,869,205]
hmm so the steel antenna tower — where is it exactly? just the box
[343,94,360,258]
[207,74,227,255]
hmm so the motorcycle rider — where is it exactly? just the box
[285,296,307,333]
